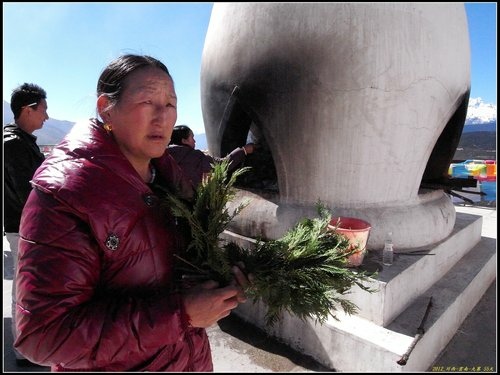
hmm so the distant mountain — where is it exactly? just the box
[465,98,496,125]
[462,121,496,133]
[4,99,493,158]
[454,129,496,161]
[4,100,208,149]
[456,121,497,160]
[3,100,75,145]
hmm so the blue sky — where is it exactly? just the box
[3,2,497,134]
[464,3,497,102]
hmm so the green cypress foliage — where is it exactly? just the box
[163,160,376,326]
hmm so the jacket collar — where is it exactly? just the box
[33,119,150,194]
[4,123,38,142]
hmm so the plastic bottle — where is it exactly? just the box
[382,231,393,266]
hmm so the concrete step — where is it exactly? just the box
[231,216,495,371]
[388,236,497,371]
[347,211,483,326]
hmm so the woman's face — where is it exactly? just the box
[105,66,177,166]
[182,131,196,149]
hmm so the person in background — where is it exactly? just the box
[15,54,250,372]
[168,124,255,188]
[3,82,48,366]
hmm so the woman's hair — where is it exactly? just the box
[97,54,172,112]
[170,125,193,145]
[10,83,47,120]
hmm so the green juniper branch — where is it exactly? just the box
[163,160,376,326]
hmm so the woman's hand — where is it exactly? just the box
[182,280,242,328]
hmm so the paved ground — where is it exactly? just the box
[3,203,496,372]
[428,280,496,372]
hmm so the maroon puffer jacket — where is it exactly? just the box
[15,119,212,371]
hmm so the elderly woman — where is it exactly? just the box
[15,54,248,372]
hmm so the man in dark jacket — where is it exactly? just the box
[4,82,48,364]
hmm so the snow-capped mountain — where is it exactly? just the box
[466,97,497,125]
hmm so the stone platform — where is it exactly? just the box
[223,207,496,372]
